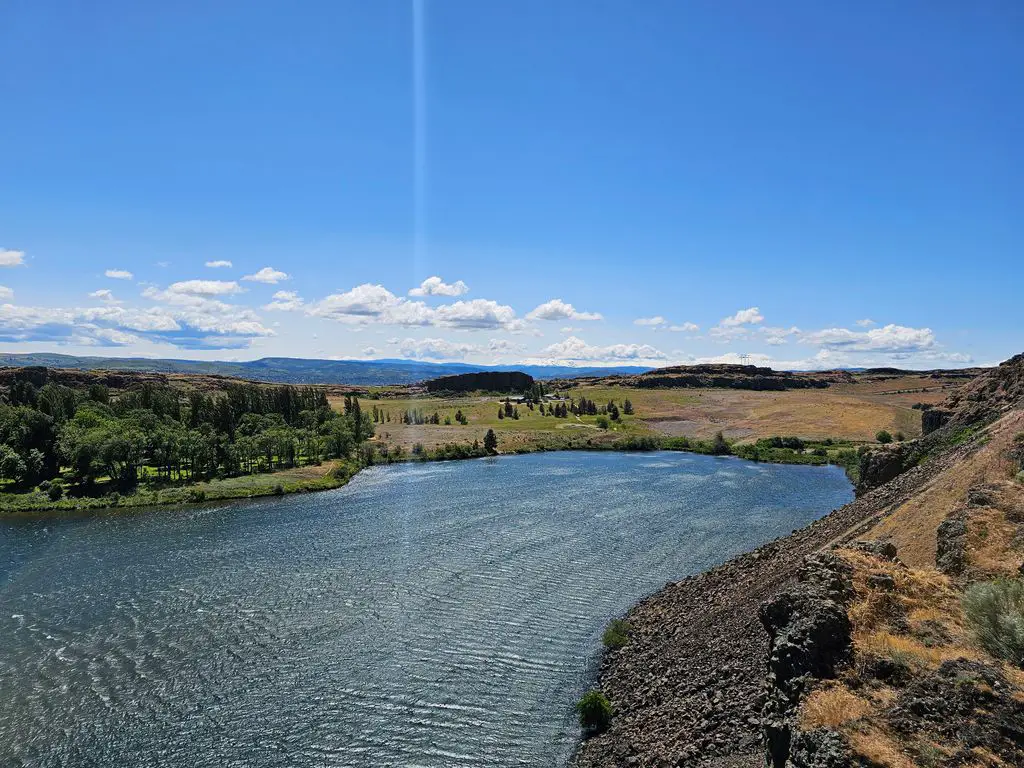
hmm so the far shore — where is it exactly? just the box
[0,437,858,518]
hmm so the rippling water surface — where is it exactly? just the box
[0,451,853,767]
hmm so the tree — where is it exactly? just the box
[622,399,634,415]
[483,429,498,455]
[876,430,893,444]
[711,431,730,455]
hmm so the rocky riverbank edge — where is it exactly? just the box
[571,436,978,768]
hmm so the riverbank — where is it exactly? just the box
[0,433,860,516]
[571,428,987,767]
[0,459,362,515]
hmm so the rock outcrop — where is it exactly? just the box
[759,553,854,768]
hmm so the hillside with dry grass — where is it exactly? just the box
[574,355,1024,768]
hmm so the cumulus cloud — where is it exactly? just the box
[408,276,469,297]
[263,290,304,311]
[433,299,520,330]
[759,326,801,346]
[801,323,935,353]
[105,269,134,280]
[205,260,233,268]
[361,346,380,357]
[719,307,764,327]
[635,316,699,333]
[634,316,667,327]
[856,318,876,327]
[166,279,244,296]
[311,284,417,322]
[310,284,521,331]
[527,298,602,322]
[242,266,289,284]
[539,335,667,362]
[88,289,121,305]
[0,249,25,267]
[387,335,526,361]
[392,337,481,360]
[0,286,12,300]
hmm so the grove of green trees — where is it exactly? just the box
[0,374,374,498]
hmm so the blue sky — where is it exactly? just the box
[1,1,1020,368]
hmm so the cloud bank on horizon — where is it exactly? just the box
[0,253,978,370]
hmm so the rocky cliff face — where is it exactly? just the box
[759,553,856,768]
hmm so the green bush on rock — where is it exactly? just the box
[602,618,631,649]
[576,690,613,733]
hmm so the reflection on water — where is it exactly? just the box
[0,451,852,767]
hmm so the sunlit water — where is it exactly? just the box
[0,451,853,767]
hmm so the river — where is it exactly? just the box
[0,451,853,767]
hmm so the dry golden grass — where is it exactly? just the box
[799,684,871,729]
[865,410,1024,566]
[968,504,1023,577]
[845,724,917,768]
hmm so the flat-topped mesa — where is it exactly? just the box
[622,363,847,391]
[424,370,534,394]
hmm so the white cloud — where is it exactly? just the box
[802,323,936,353]
[361,346,380,357]
[560,326,580,334]
[311,284,417,322]
[433,299,520,330]
[105,269,133,280]
[242,266,289,284]
[88,289,121,305]
[634,316,667,327]
[759,326,801,346]
[263,290,304,311]
[392,337,480,360]
[0,286,12,300]
[205,260,233,269]
[408,276,469,297]
[855,318,876,327]
[719,307,764,327]
[166,279,244,296]
[539,335,667,362]
[309,285,521,331]
[487,338,527,355]
[635,316,699,333]
[0,249,25,267]
[526,298,602,322]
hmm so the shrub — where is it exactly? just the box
[272,484,284,496]
[962,578,1024,667]
[47,482,64,502]
[602,618,631,649]
[595,416,609,430]
[711,431,730,455]
[876,430,893,444]
[187,489,207,503]
[895,431,906,442]
[576,690,612,733]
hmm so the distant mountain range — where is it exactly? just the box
[0,353,653,386]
